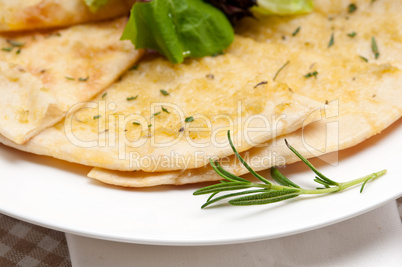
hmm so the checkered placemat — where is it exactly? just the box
[0,214,71,267]
[1,198,401,266]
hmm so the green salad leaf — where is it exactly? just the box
[83,0,109,12]
[254,0,313,15]
[121,0,234,64]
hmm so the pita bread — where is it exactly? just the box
[0,0,134,32]
[88,0,402,187]
[0,17,143,144]
[0,50,321,171]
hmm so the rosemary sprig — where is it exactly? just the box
[193,131,387,208]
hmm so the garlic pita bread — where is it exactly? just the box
[88,0,402,187]
[0,48,321,171]
[0,0,134,32]
[0,17,143,144]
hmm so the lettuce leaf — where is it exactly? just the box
[205,0,257,24]
[254,0,313,15]
[121,0,234,64]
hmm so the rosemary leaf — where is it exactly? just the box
[271,167,300,188]
[284,140,338,185]
[202,189,268,208]
[193,182,255,195]
[215,161,250,183]
[206,192,219,203]
[227,131,271,184]
[209,159,241,182]
[360,178,370,193]
[228,189,300,206]
[314,178,330,188]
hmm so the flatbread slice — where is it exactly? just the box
[0,47,322,171]
[0,0,134,32]
[0,17,143,144]
[0,61,63,143]
[87,0,402,187]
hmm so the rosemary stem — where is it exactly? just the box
[338,169,387,190]
[300,170,387,194]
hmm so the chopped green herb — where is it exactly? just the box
[6,39,25,47]
[371,37,380,59]
[348,3,357,13]
[328,33,335,47]
[2,47,13,52]
[16,49,21,54]
[347,32,357,38]
[65,77,75,80]
[93,115,101,120]
[101,92,107,98]
[151,111,161,118]
[304,71,318,79]
[162,106,170,114]
[130,65,138,70]
[254,81,268,88]
[160,89,169,96]
[185,116,194,123]
[292,27,301,36]
[273,60,290,81]
[133,122,141,126]
[148,124,152,128]
[359,55,368,62]
[127,95,138,101]
[78,76,89,82]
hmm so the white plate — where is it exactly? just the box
[0,120,401,246]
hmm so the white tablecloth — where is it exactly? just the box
[66,200,402,267]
